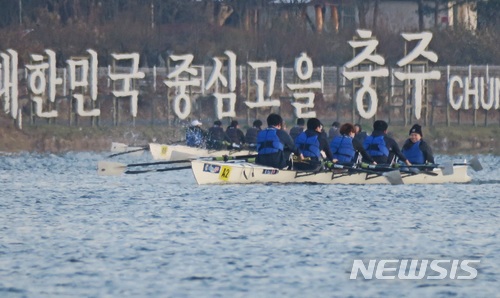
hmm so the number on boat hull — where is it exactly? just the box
[160,145,169,157]
[219,166,232,181]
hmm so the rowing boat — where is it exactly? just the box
[149,143,255,161]
[190,159,472,185]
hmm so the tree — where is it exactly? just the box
[356,0,370,29]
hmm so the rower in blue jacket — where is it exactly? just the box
[363,120,411,165]
[330,123,376,165]
[401,124,435,164]
[294,118,334,171]
[256,114,301,169]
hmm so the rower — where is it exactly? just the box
[330,123,376,165]
[363,120,411,166]
[245,119,262,150]
[206,120,231,150]
[186,120,206,148]
[289,118,305,141]
[401,124,435,164]
[225,120,245,150]
[294,118,335,171]
[255,114,301,169]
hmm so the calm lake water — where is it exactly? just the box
[0,152,499,298]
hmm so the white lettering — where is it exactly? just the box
[350,260,376,279]
[449,260,459,279]
[375,260,398,280]
[0,49,19,119]
[448,75,464,110]
[394,71,441,119]
[482,77,496,110]
[108,53,145,117]
[245,61,280,108]
[463,77,483,110]
[397,32,438,66]
[457,260,480,280]
[350,259,480,280]
[398,259,428,279]
[287,53,321,117]
[428,259,449,279]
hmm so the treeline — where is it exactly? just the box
[0,0,500,67]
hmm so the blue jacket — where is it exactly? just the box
[257,128,284,154]
[402,140,425,164]
[363,135,389,157]
[295,132,321,158]
[330,136,355,163]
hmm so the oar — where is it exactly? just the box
[207,154,258,162]
[98,160,192,176]
[125,165,192,175]
[401,162,454,176]
[98,155,258,176]
[360,163,439,176]
[327,162,403,185]
[453,157,483,171]
[107,146,149,158]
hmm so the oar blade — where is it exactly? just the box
[440,162,454,176]
[97,161,127,176]
[468,157,483,171]
[383,170,404,185]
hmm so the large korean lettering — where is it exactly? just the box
[245,61,280,108]
[108,53,145,117]
[343,30,389,119]
[164,54,201,119]
[205,50,237,118]
[25,49,62,118]
[0,49,19,119]
[287,52,322,118]
[66,49,100,116]
[394,32,441,119]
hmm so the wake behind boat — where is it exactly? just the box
[149,143,256,161]
[190,159,473,185]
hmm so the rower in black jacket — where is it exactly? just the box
[401,124,435,164]
[363,120,411,165]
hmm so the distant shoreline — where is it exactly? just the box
[0,120,498,156]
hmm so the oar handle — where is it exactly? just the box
[210,154,258,161]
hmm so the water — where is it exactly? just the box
[0,152,499,297]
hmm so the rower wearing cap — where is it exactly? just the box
[401,124,435,164]
[186,119,206,148]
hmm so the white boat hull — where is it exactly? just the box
[190,160,472,185]
[149,143,255,161]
